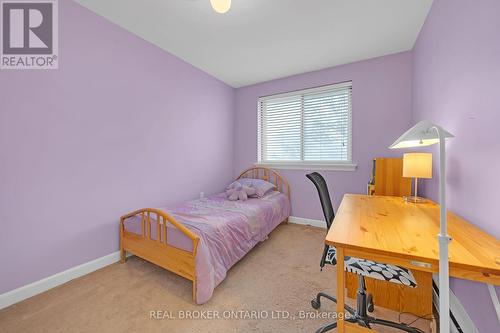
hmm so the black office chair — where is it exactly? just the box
[306,172,423,333]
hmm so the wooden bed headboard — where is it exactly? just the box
[237,167,290,201]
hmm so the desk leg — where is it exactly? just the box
[337,247,345,332]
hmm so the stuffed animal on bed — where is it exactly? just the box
[226,181,257,201]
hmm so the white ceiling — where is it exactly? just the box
[75,0,433,88]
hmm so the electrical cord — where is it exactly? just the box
[398,311,436,330]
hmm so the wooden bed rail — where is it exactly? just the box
[120,208,198,242]
[237,167,291,202]
[120,208,199,262]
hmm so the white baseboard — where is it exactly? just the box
[289,216,326,229]
[0,251,130,310]
[0,217,325,311]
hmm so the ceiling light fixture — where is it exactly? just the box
[210,0,231,14]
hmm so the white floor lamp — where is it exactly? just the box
[389,120,454,332]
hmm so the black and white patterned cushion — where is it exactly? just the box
[325,246,417,288]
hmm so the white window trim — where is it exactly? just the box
[257,81,356,171]
[255,161,357,171]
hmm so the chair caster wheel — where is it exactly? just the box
[311,299,321,309]
[367,294,374,313]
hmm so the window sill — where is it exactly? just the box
[254,162,357,171]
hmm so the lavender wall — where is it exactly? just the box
[413,0,500,331]
[0,1,234,294]
[3,2,496,329]
[234,52,413,220]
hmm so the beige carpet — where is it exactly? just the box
[0,224,431,332]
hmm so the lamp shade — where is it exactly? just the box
[403,153,432,179]
[389,120,454,149]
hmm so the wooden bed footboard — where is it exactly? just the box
[120,208,200,301]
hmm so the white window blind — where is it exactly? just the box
[258,82,352,165]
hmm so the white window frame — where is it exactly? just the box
[256,81,357,171]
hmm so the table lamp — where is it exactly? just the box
[403,153,432,203]
[390,120,454,333]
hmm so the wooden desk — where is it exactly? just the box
[326,194,500,332]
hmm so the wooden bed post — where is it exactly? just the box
[119,217,126,263]
[192,237,200,303]
[192,280,197,303]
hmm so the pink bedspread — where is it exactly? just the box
[124,191,290,304]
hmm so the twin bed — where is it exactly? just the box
[119,167,291,304]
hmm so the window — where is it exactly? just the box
[257,81,355,170]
